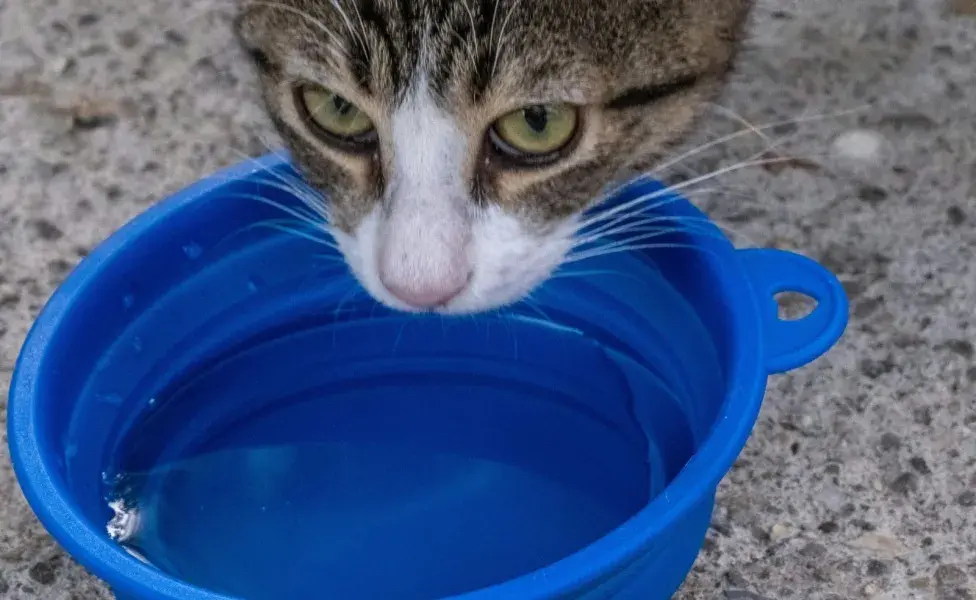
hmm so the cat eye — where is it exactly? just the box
[296,84,377,149]
[488,104,580,165]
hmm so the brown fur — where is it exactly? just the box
[236,0,754,231]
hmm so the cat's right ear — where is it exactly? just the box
[234,10,275,72]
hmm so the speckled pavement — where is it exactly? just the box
[1,1,974,598]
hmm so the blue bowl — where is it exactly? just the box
[7,153,847,600]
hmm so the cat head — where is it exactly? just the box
[235,0,753,313]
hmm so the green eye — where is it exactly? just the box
[299,85,375,142]
[490,104,579,159]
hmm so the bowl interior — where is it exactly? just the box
[14,158,760,600]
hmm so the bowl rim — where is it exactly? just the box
[7,153,768,600]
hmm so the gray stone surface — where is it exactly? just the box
[0,0,974,598]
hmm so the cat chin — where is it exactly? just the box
[334,206,576,315]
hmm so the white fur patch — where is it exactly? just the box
[376,79,472,307]
[341,204,577,314]
[449,208,577,314]
[335,76,578,314]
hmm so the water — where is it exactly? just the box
[111,440,642,600]
[99,315,697,599]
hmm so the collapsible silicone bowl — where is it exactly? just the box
[8,152,847,600]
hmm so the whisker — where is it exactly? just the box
[224,146,323,198]
[578,156,796,231]
[333,285,367,322]
[216,147,334,223]
[242,217,331,237]
[565,242,717,266]
[460,0,481,61]
[575,225,722,258]
[594,105,867,203]
[549,269,650,287]
[243,175,331,222]
[330,0,370,59]
[578,187,722,240]
[249,221,341,249]
[707,103,792,159]
[518,294,556,324]
[446,17,480,75]
[573,219,731,251]
[493,0,522,75]
[226,191,329,232]
[652,105,866,178]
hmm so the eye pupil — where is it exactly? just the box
[332,96,352,115]
[297,85,376,149]
[523,106,549,133]
[489,103,579,164]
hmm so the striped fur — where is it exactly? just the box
[236,0,754,312]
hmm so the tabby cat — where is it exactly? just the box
[235,0,754,313]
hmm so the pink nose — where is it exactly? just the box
[384,280,467,308]
[379,262,471,309]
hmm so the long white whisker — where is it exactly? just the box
[565,242,716,266]
[595,106,867,204]
[235,176,327,222]
[228,191,328,230]
[223,146,324,198]
[708,103,795,155]
[651,105,864,177]
[251,222,341,249]
[573,219,730,251]
[578,156,795,231]
[578,187,721,240]
[219,147,334,223]
[549,269,651,287]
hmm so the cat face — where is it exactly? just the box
[236,0,753,313]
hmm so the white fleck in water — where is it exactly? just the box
[122,294,136,310]
[246,276,264,293]
[148,397,157,408]
[107,499,140,543]
[132,337,143,353]
[97,392,123,406]
[182,242,203,260]
[108,443,636,599]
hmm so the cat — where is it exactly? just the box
[234,0,754,314]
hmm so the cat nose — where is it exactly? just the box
[385,279,467,308]
[379,255,471,309]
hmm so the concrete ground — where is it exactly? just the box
[1,0,974,598]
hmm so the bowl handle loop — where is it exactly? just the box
[737,248,849,374]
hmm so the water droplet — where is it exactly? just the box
[97,392,124,406]
[148,397,157,407]
[246,275,264,293]
[122,294,135,310]
[182,242,203,260]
